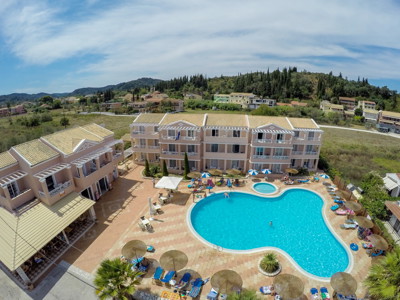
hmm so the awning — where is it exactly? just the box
[0,192,95,271]
[383,176,398,191]
[155,176,183,190]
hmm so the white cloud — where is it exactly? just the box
[1,0,400,92]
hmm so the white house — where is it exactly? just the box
[383,173,400,197]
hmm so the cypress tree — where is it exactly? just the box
[183,152,190,179]
[144,159,151,177]
[162,160,169,176]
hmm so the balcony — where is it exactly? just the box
[161,150,180,155]
[182,136,197,141]
[148,145,160,149]
[39,180,73,198]
[131,131,145,135]
[133,145,146,149]
[161,136,177,140]
[74,162,116,190]
[256,139,273,143]
[305,151,318,155]
[271,156,290,160]
[292,151,304,155]
[187,152,198,156]
[252,155,270,159]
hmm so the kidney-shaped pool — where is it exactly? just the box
[188,189,350,278]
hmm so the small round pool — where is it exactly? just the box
[253,182,277,194]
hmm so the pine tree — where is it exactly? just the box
[162,160,169,176]
[183,152,190,179]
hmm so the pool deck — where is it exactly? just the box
[61,164,373,299]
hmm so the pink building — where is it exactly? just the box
[131,113,322,173]
[0,123,124,286]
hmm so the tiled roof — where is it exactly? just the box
[160,113,205,126]
[82,123,113,138]
[363,109,379,114]
[288,118,319,129]
[385,201,400,220]
[0,151,17,170]
[42,127,103,155]
[339,97,356,102]
[230,92,255,96]
[205,114,248,127]
[12,140,59,166]
[362,101,376,104]
[134,113,165,124]
[248,116,292,130]
[381,110,400,119]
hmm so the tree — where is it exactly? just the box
[364,247,400,300]
[227,289,261,300]
[94,258,142,300]
[144,159,151,177]
[60,116,70,128]
[162,160,169,176]
[260,252,280,273]
[183,152,190,179]
[40,95,54,104]
[354,108,363,116]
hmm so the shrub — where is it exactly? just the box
[260,253,279,273]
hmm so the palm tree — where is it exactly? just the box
[94,258,142,300]
[364,247,400,300]
[260,253,280,273]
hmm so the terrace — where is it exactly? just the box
[60,165,373,298]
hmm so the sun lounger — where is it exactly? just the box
[175,272,191,290]
[334,199,345,204]
[340,223,358,229]
[161,270,176,283]
[362,242,373,249]
[297,179,310,183]
[152,202,162,214]
[260,286,273,295]
[226,179,232,188]
[188,278,204,298]
[320,287,330,300]
[330,205,340,211]
[310,287,321,300]
[206,287,219,300]
[345,219,356,224]
[152,266,164,283]
[335,209,349,215]
[337,294,357,300]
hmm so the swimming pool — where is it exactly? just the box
[253,182,277,194]
[189,189,350,278]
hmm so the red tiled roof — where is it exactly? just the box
[385,201,400,220]
[339,97,356,102]
[363,101,375,104]
[276,102,292,106]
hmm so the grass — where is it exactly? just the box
[183,109,247,114]
[321,128,400,184]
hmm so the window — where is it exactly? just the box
[291,159,296,167]
[7,181,19,198]
[187,130,194,137]
[232,144,240,153]
[231,160,240,169]
[187,145,195,153]
[168,129,175,137]
[212,129,219,137]
[308,132,315,140]
[276,133,283,141]
[233,130,240,137]
[293,145,298,151]
[253,163,262,170]
[168,144,176,152]
[138,126,145,133]
[188,161,196,170]
[154,126,159,132]
[306,145,313,152]
[294,131,299,138]
[211,144,219,152]
[139,139,146,146]
[256,147,263,156]
[257,132,263,140]
[274,148,283,156]
[154,140,159,147]
[45,176,56,191]
[303,159,310,168]
[210,159,218,168]
[169,160,177,168]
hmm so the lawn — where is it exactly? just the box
[321,128,400,184]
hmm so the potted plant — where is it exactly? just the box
[258,252,281,276]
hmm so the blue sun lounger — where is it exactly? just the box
[188,278,204,298]
[310,288,319,299]
[152,266,164,282]
[334,199,345,204]
[161,270,176,283]
[226,179,232,188]
[175,272,192,289]
[330,204,340,211]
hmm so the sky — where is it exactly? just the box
[0,0,400,95]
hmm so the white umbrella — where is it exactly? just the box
[201,172,211,178]
[155,176,183,190]
[261,169,272,174]
[320,174,330,179]
[248,169,259,176]
[148,197,156,220]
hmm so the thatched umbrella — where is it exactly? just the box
[121,240,147,260]
[330,272,357,296]
[176,269,201,281]
[160,250,188,271]
[353,216,374,229]
[208,169,223,176]
[211,269,243,294]
[285,168,299,176]
[368,234,389,250]
[226,169,241,176]
[273,274,304,299]
[344,201,363,213]
[187,172,201,179]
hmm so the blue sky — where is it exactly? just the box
[0,0,400,95]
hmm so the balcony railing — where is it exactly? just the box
[161,136,177,140]
[131,131,145,135]
[256,139,273,143]
[307,137,320,141]
[133,145,146,148]
[305,151,318,155]
[161,150,179,155]
[182,136,197,140]
[252,155,270,159]
[272,155,289,160]
[292,151,304,155]
[148,145,160,149]
[113,152,123,160]
[39,181,72,198]
[187,152,198,156]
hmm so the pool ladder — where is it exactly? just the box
[213,244,223,252]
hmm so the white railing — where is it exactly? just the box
[161,136,177,140]
[292,151,304,155]
[182,136,197,140]
[294,137,304,141]
[187,152,198,156]
[131,131,145,135]
[276,140,291,144]
[307,137,320,141]
[133,145,146,148]
[161,151,179,155]
[43,181,72,197]
[272,156,289,160]
[148,145,160,149]
[305,151,318,155]
[252,155,270,159]
[257,139,273,143]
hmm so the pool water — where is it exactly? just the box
[189,189,349,278]
[253,182,277,194]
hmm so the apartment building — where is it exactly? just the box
[0,104,26,117]
[339,97,357,110]
[358,100,376,111]
[377,110,400,133]
[0,124,124,286]
[248,98,276,110]
[363,109,379,123]
[320,100,344,113]
[131,113,322,174]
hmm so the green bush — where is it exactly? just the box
[260,253,279,273]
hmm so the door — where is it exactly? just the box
[81,187,94,200]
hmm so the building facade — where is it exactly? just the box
[0,123,124,286]
[377,110,400,133]
[131,113,322,174]
[339,97,357,110]
[358,100,376,111]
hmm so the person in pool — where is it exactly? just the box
[269,221,273,226]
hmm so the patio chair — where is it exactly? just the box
[188,278,204,298]
[206,287,219,300]
[340,223,358,229]
[138,221,146,231]
[175,272,192,290]
[152,266,164,283]
[310,287,321,300]
[152,202,163,214]
[160,270,176,283]
[320,287,330,300]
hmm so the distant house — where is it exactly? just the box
[363,109,379,123]
[290,101,308,107]
[358,100,376,111]
[385,201,400,237]
[101,102,122,110]
[0,105,26,117]
[339,97,357,110]
[383,173,400,197]
[320,100,344,113]
[248,98,276,109]
[214,94,230,102]
[184,93,202,100]
[377,110,400,133]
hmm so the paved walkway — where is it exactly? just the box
[61,165,373,299]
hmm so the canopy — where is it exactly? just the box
[121,240,147,260]
[208,169,223,176]
[248,169,259,176]
[155,176,183,190]
[201,172,211,178]
[344,201,363,212]
[160,250,188,271]
[261,169,272,174]
[285,168,298,174]
[353,216,374,228]
[368,234,389,250]
[330,272,357,296]
[211,270,243,294]
[273,274,304,299]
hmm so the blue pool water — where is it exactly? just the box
[190,189,349,278]
[253,182,277,194]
